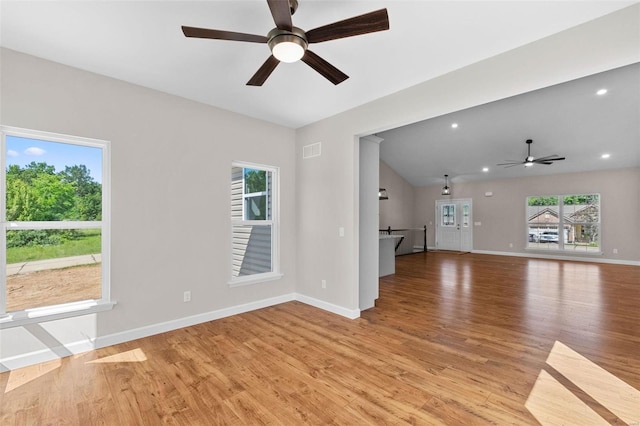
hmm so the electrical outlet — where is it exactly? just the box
[509,243,514,248]
[321,280,327,289]
[183,291,191,302]
[613,248,618,254]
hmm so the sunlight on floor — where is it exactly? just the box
[526,341,640,425]
[3,348,147,394]
[526,369,609,425]
[86,348,147,364]
[546,341,640,425]
[5,358,61,393]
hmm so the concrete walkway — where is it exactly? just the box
[7,254,101,276]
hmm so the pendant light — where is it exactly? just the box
[441,174,451,196]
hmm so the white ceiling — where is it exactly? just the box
[378,63,640,187]
[0,1,634,130]
[1,1,637,186]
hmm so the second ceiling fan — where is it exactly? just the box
[498,139,566,168]
[181,0,389,86]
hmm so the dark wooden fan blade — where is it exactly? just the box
[182,26,268,43]
[533,155,560,161]
[267,0,293,31]
[301,50,349,85]
[247,55,280,86]
[306,9,389,43]
[534,156,565,163]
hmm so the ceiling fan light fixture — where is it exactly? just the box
[268,28,308,63]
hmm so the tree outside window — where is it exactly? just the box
[2,128,110,315]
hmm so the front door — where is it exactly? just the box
[435,199,473,252]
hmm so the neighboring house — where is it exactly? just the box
[528,205,600,244]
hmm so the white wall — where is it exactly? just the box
[379,160,415,230]
[0,48,297,369]
[359,137,381,311]
[294,5,640,311]
[413,168,640,262]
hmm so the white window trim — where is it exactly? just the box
[0,126,113,327]
[525,193,602,255]
[229,161,281,286]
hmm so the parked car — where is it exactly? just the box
[528,233,539,242]
[539,232,559,243]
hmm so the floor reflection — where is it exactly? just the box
[524,260,602,335]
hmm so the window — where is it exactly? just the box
[230,162,280,286]
[526,194,600,253]
[1,126,111,326]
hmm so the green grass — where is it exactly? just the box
[7,230,101,264]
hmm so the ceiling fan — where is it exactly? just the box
[181,0,389,86]
[497,139,566,168]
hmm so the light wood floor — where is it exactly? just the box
[1,252,639,425]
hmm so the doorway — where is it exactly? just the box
[435,198,473,252]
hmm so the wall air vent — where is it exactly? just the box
[303,142,321,159]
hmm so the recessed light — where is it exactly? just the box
[601,153,611,159]
[451,123,458,129]
[596,88,608,96]
[482,167,489,172]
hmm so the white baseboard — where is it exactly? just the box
[94,293,298,349]
[0,293,360,371]
[295,294,361,319]
[0,338,98,372]
[471,249,640,266]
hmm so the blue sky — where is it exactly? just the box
[6,135,102,183]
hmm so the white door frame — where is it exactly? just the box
[435,198,473,252]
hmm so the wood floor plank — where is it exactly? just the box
[1,252,639,424]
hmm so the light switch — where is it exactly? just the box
[339,227,345,237]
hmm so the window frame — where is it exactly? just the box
[229,161,281,287]
[0,126,113,328]
[526,193,602,254]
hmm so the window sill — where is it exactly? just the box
[0,300,116,329]
[228,272,284,288]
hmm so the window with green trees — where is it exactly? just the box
[230,162,280,285]
[1,127,110,317]
[526,194,600,253]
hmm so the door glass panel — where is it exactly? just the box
[462,204,470,227]
[442,204,456,226]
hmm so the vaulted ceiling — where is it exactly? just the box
[378,63,640,187]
